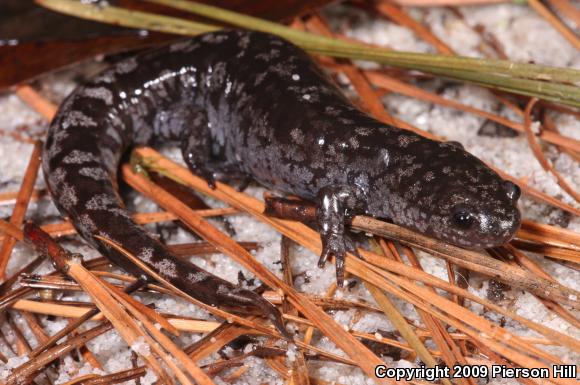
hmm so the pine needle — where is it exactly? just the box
[35,0,580,106]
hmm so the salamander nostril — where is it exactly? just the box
[504,181,521,202]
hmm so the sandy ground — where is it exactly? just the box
[0,2,578,384]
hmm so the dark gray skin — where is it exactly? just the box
[43,30,521,327]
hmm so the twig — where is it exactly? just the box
[522,98,580,203]
[374,1,454,54]
[0,141,43,278]
[0,208,238,243]
[528,0,580,51]
[120,161,394,383]
[132,147,579,383]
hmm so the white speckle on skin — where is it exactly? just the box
[49,167,67,186]
[188,271,208,283]
[59,183,78,210]
[302,94,311,100]
[290,128,304,144]
[79,167,108,181]
[292,74,300,81]
[349,137,359,149]
[116,57,138,74]
[94,71,115,84]
[79,214,97,233]
[139,247,155,264]
[62,111,97,129]
[85,193,117,210]
[424,171,435,181]
[82,87,114,105]
[169,40,191,52]
[154,259,177,278]
[108,207,130,218]
[62,150,98,165]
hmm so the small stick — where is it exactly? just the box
[15,85,58,119]
[523,98,580,203]
[0,141,43,278]
[0,208,238,243]
[263,190,580,309]
[0,255,45,297]
[6,322,113,385]
[0,189,45,207]
[528,0,580,51]
[28,279,146,358]
[23,222,148,357]
[548,0,580,27]
[122,161,392,383]
[373,1,454,55]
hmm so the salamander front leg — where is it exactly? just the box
[180,123,251,190]
[316,186,364,286]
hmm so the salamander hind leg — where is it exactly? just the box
[316,186,365,286]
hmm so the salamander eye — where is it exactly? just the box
[452,210,474,229]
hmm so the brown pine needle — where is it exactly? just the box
[523,98,580,203]
[365,70,580,153]
[365,282,451,385]
[119,163,395,384]
[102,279,181,336]
[0,208,237,243]
[528,0,580,51]
[503,245,580,329]
[303,15,399,126]
[99,276,213,385]
[0,189,45,206]
[15,85,58,119]
[511,240,580,264]
[132,147,579,383]
[0,141,42,278]
[94,234,284,338]
[374,1,454,55]
[520,220,580,250]
[351,215,580,309]
[6,323,113,385]
[5,10,578,383]
[382,240,474,385]
[548,0,580,27]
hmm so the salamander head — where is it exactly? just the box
[378,141,522,249]
[426,177,521,248]
[418,148,521,248]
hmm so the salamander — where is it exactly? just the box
[43,30,521,330]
